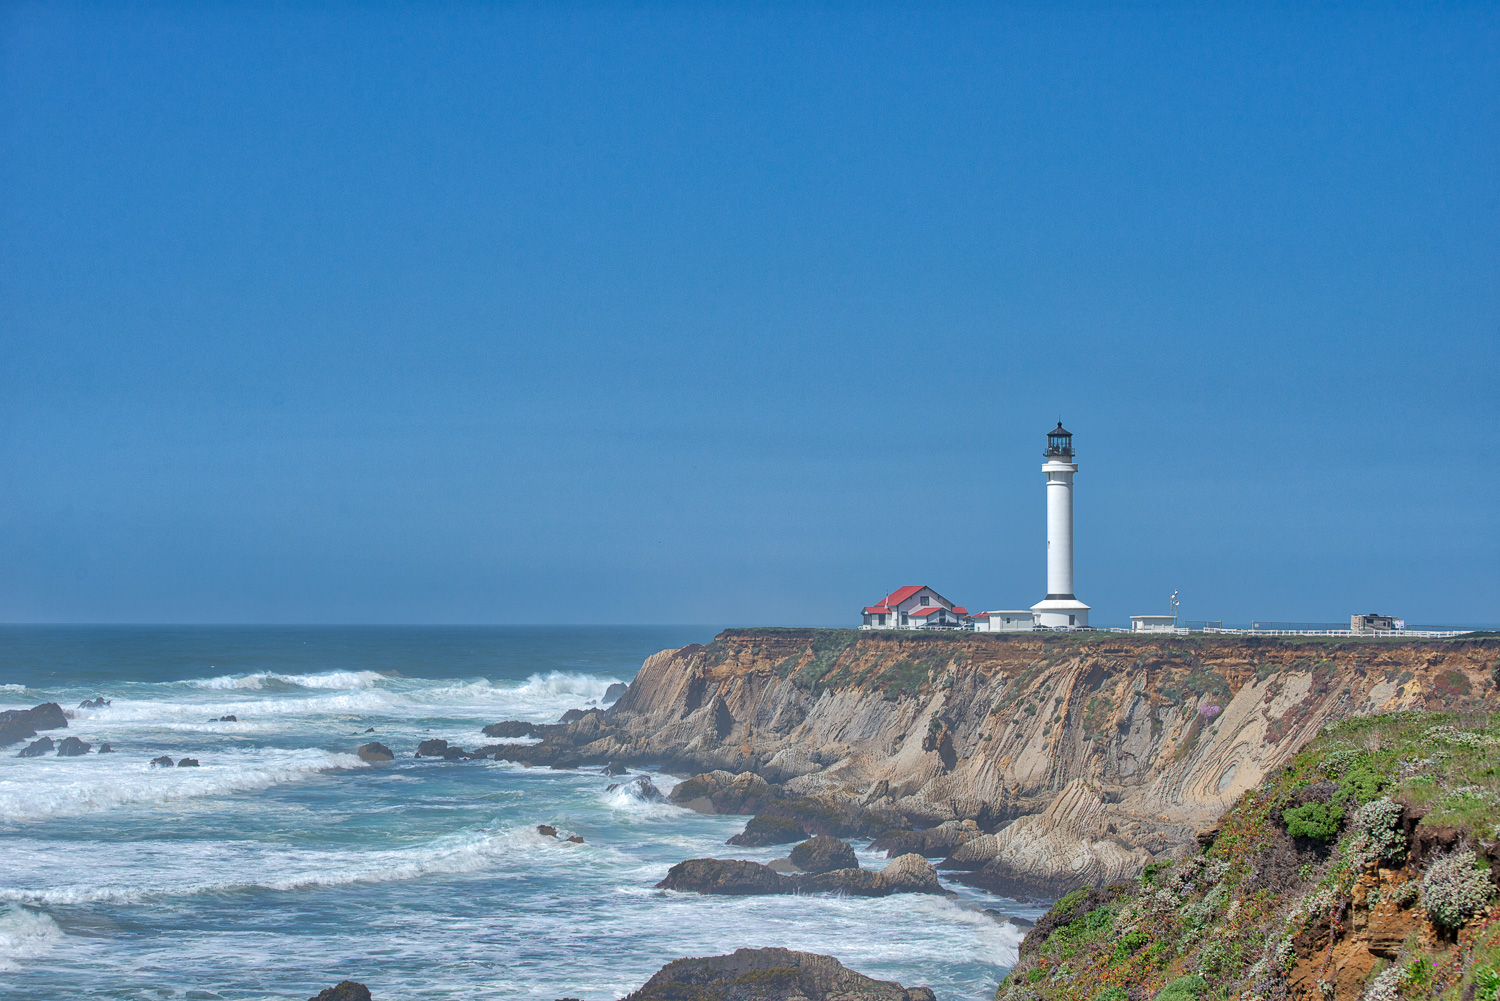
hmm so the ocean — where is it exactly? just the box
[0,626,1034,1000]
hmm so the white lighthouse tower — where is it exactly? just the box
[1031,422,1091,629]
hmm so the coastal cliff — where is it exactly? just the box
[490,629,1500,896]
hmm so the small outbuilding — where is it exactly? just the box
[974,610,1036,633]
[1130,615,1179,634]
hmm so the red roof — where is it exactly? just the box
[952,606,968,615]
[968,611,989,619]
[910,606,948,618]
[879,585,926,607]
[863,606,892,614]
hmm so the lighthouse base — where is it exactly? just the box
[1030,598,1091,630]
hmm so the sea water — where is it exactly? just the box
[0,626,1038,1000]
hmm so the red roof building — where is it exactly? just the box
[859,585,965,630]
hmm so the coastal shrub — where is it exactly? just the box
[1112,928,1151,963]
[1363,964,1407,1001]
[1154,975,1207,1001]
[1421,849,1494,929]
[1283,801,1344,840]
[1094,988,1128,1001]
[1353,797,1405,861]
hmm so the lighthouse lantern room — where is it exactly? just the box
[1031,422,1091,629]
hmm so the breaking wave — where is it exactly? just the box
[188,670,389,691]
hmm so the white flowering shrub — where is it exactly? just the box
[1354,797,1406,861]
[1363,965,1407,1001]
[1421,849,1494,929]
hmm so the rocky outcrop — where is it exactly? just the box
[872,819,981,858]
[56,736,91,756]
[481,721,536,739]
[789,836,858,873]
[150,755,174,767]
[309,982,372,1001]
[607,775,666,802]
[479,629,1500,894]
[657,854,942,897]
[18,736,54,757]
[357,742,394,762]
[177,758,200,767]
[0,702,68,746]
[622,947,935,1001]
[604,682,629,703]
[78,696,110,709]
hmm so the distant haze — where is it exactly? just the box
[2,4,1496,627]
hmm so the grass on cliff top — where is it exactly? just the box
[997,710,1500,1001]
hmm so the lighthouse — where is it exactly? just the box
[1031,422,1091,629]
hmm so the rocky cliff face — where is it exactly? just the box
[495,629,1500,895]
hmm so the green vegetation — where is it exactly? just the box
[997,711,1500,1001]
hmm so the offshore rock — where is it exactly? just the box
[177,758,200,767]
[872,819,982,858]
[727,815,806,847]
[607,775,666,803]
[0,702,68,746]
[480,720,536,739]
[670,770,777,815]
[150,755,174,767]
[414,739,448,758]
[56,736,91,756]
[356,742,394,763]
[78,696,110,709]
[308,982,372,1001]
[98,742,113,753]
[789,836,858,874]
[18,736,55,758]
[657,859,789,895]
[604,682,629,703]
[656,854,942,897]
[622,946,935,1001]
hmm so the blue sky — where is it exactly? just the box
[2,3,1496,627]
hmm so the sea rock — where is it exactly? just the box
[18,736,55,757]
[671,770,778,815]
[622,946,935,1001]
[151,755,175,767]
[656,853,942,898]
[872,819,982,859]
[602,760,629,776]
[604,682,629,703]
[98,743,113,753]
[415,739,449,758]
[872,853,945,895]
[607,775,666,803]
[480,721,536,739]
[537,825,558,837]
[566,835,585,844]
[559,708,603,725]
[364,727,375,733]
[727,814,806,847]
[357,742,394,763]
[218,715,238,722]
[308,981,372,1001]
[656,858,789,895]
[78,696,111,709]
[177,758,200,767]
[441,746,472,761]
[0,702,68,746]
[789,836,859,874]
[56,736,91,756]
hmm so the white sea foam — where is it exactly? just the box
[0,684,28,694]
[0,905,63,972]
[0,825,552,905]
[189,670,389,691]
[0,747,366,821]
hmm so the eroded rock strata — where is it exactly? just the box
[482,629,1500,896]
[622,946,936,1001]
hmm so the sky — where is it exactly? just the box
[1,2,1497,628]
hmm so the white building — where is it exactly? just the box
[860,586,968,629]
[1131,615,1178,633]
[1031,423,1091,629]
[972,610,1037,633]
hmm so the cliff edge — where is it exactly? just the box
[490,629,1500,896]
